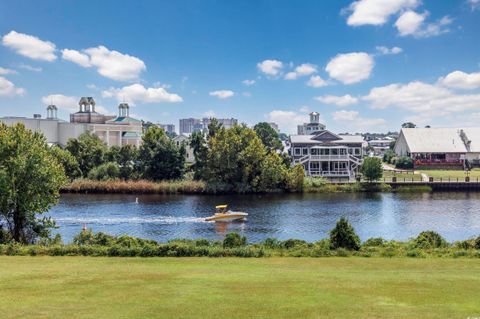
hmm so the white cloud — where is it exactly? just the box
[362,80,480,120]
[209,90,234,99]
[62,46,146,81]
[0,76,25,97]
[345,0,419,26]
[257,59,283,76]
[438,70,480,90]
[332,110,387,130]
[0,67,17,75]
[18,64,42,72]
[2,31,57,62]
[242,79,256,86]
[395,10,426,35]
[395,11,452,38]
[325,52,374,84]
[375,46,403,55]
[266,110,309,134]
[306,75,328,88]
[315,94,359,107]
[41,94,78,112]
[102,84,183,104]
[61,49,91,67]
[284,63,317,80]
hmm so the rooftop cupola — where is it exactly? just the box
[79,97,96,113]
[118,103,130,117]
[46,104,58,119]
[310,111,320,124]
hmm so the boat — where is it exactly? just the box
[204,205,248,222]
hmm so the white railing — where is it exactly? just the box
[309,154,349,160]
[309,170,351,176]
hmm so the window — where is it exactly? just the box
[355,148,360,155]
[348,148,353,154]
[340,149,346,155]
[302,148,309,155]
[294,148,301,155]
[332,149,338,155]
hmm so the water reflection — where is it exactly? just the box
[48,192,480,243]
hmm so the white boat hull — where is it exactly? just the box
[205,212,248,222]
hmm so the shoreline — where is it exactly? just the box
[59,179,480,195]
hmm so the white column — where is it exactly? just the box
[106,130,110,147]
[118,131,122,146]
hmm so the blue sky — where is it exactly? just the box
[1,0,480,133]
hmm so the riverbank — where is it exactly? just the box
[1,256,479,319]
[62,179,207,194]
[62,178,437,195]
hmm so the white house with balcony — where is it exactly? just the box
[289,130,365,180]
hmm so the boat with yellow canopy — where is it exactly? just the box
[204,205,248,222]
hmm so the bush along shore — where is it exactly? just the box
[1,219,479,258]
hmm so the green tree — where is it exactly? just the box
[414,231,447,249]
[207,118,223,138]
[49,145,81,180]
[253,122,283,151]
[401,122,416,128]
[330,217,361,250]
[189,131,208,180]
[117,145,138,179]
[65,132,107,177]
[255,152,288,192]
[0,123,66,243]
[87,162,121,180]
[361,157,383,182]
[138,126,185,180]
[286,164,305,192]
[205,126,266,192]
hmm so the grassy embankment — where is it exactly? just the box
[0,257,479,319]
[420,168,480,181]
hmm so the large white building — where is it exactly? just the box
[290,111,365,180]
[394,127,480,168]
[0,97,143,147]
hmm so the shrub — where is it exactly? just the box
[414,231,448,249]
[395,156,414,169]
[383,150,396,163]
[363,237,386,247]
[87,162,121,181]
[475,236,480,250]
[223,233,247,248]
[281,239,308,249]
[329,218,361,251]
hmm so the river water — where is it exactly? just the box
[48,192,480,243]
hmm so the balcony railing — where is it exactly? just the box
[309,170,351,176]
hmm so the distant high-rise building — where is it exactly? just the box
[179,117,238,134]
[159,124,175,134]
[179,118,202,134]
[202,117,238,130]
[297,112,325,135]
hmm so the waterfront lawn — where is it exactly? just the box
[420,168,480,181]
[382,170,423,182]
[1,257,479,319]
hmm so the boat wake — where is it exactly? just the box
[54,216,206,225]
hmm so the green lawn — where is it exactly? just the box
[383,170,423,181]
[420,168,480,181]
[1,257,480,319]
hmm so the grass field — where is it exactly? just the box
[383,170,423,182]
[420,169,480,181]
[1,257,479,318]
